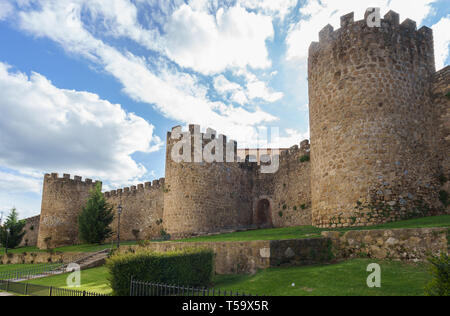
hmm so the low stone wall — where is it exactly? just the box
[322,227,448,261]
[0,252,85,265]
[117,238,333,275]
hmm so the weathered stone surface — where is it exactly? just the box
[19,215,40,247]
[0,252,85,265]
[308,11,447,228]
[323,227,448,261]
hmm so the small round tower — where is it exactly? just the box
[163,125,254,238]
[308,10,441,228]
[37,173,101,249]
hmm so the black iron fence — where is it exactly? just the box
[130,278,258,297]
[0,263,64,281]
[0,280,108,296]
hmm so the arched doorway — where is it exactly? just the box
[255,199,273,228]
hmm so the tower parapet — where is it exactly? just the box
[308,9,441,228]
[37,173,101,249]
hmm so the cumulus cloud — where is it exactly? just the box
[213,73,284,105]
[432,15,450,70]
[0,171,41,194]
[286,0,440,61]
[163,3,274,74]
[214,75,249,105]
[0,62,162,183]
[240,0,297,19]
[13,0,277,148]
[0,1,13,20]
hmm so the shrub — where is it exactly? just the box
[107,248,215,296]
[299,154,310,163]
[424,252,449,296]
[439,190,449,207]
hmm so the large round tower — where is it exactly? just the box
[37,173,101,249]
[308,10,441,228]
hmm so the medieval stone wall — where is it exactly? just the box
[104,179,165,241]
[309,11,441,228]
[254,141,312,228]
[433,66,450,211]
[19,215,40,247]
[37,174,101,249]
[163,125,255,238]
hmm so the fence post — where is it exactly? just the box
[49,286,53,296]
[25,283,28,296]
[130,276,133,297]
[83,291,86,297]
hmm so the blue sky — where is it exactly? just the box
[0,0,448,219]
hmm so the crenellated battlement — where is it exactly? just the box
[309,9,434,58]
[103,178,166,198]
[44,173,101,186]
[167,124,238,163]
[279,140,310,159]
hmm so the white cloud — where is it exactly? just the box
[163,3,274,74]
[286,0,439,61]
[0,62,162,183]
[247,80,284,103]
[0,172,41,194]
[13,1,277,148]
[240,0,297,19]
[0,1,13,21]
[432,15,450,70]
[214,72,284,105]
[214,75,249,105]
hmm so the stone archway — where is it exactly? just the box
[255,199,273,229]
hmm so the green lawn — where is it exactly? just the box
[23,266,112,295]
[214,259,432,296]
[22,259,432,296]
[0,241,138,256]
[176,215,450,243]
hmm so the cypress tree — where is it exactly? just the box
[78,182,114,244]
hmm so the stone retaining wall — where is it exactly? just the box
[117,238,333,275]
[322,227,448,261]
[0,252,85,265]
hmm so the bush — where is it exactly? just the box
[424,252,449,296]
[299,154,310,163]
[107,248,215,296]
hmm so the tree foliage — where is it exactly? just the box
[78,183,114,244]
[0,208,26,249]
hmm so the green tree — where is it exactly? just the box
[0,208,26,249]
[78,182,114,244]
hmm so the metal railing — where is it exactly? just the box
[0,280,109,296]
[0,263,65,281]
[130,277,258,297]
